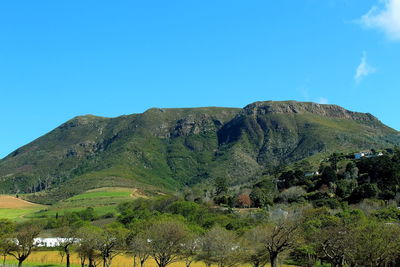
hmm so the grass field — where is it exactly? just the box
[1,187,146,221]
[0,195,45,220]
[4,251,296,267]
[25,187,146,219]
[46,187,144,216]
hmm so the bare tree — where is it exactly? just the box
[314,223,349,267]
[56,226,78,267]
[76,245,87,267]
[197,226,242,267]
[128,233,151,267]
[76,226,102,267]
[145,219,189,267]
[7,221,41,267]
[257,214,302,267]
[97,225,128,267]
[180,234,199,267]
[243,227,269,267]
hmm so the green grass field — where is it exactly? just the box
[26,187,145,219]
[1,187,145,221]
[0,195,45,221]
[67,190,132,200]
[0,207,44,220]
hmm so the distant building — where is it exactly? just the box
[305,171,319,177]
[354,151,369,159]
[354,151,383,159]
[33,238,76,247]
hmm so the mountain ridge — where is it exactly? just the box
[1,100,399,203]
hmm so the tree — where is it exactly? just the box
[236,194,252,208]
[97,225,128,267]
[180,234,199,267]
[346,221,400,266]
[335,179,357,199]
[0,219,15,265]
[76,226,102,267]
[277,186,306,203]
[349,183,379,203]
[250,187,272,208]
[128,233,151,267]
[243,227,269,267]
[0,219,14,238]
[320,166,337,185]
[56,226,78,267]
[214,176,228,196]
[145,219,189,267]
[197,226,242,267]
[313,222,350,267]
[7,221,41,267]
[345,162,358,179]
[329,153,339,172]
[258,215,302,267]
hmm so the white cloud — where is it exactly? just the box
[360,0,400,41]
[318,97,329,104]
[354,51,376,84]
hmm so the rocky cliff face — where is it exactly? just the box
[243,101,379,122]
[218,101,393,169]
[0,101,399,201]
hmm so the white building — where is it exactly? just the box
[33,238,76,247]
[354,151,383,159]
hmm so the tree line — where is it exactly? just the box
[3,196,400,267]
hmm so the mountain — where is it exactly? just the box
[1,101,399,204]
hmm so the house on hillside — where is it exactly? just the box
[354,151,383,159]
[354,151,370,159]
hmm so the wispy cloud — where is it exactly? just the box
[354,51,376,84]
[317,97,329,104]
[360,0,400,41]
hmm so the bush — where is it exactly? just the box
[277,186,306,203]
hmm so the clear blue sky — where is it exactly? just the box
[1,0,400,159]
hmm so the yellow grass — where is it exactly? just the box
[0,195,43,208]
[4,251,296,267]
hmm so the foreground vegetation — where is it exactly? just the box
[3,148,400,266]
[3,194,400,267]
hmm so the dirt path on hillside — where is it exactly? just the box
[130,188,148,198]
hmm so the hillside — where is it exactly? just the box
[0,101,399,204]
[0,195,45,220]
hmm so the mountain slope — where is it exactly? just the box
[1,101,399,203]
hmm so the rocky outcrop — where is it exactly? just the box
[244,101,379,122]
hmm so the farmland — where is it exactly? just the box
[0,195,45,220]
[0,187,146,221]
[34,187,145,217]
[3,251,296,267]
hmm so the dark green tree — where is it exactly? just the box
[214,176,228,196]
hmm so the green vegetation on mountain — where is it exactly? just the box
[0,101,399,204]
